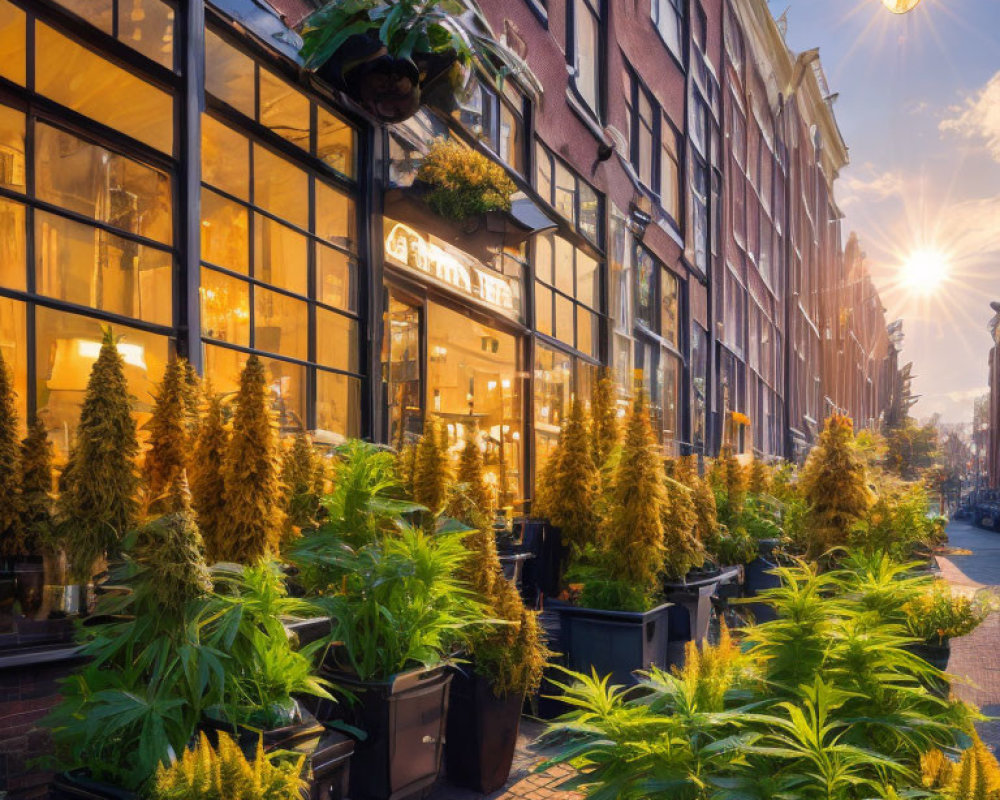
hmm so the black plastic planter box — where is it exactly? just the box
[557,602,672,686]
[307,664,452,800]
[663,569,733,665]
[51,771,135,800]
[742,538,783,623]
[444,669,525,793]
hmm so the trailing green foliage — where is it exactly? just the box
[0,349,21,556]
[417,139,516,221]
[58,327,140,579]
[220,355,285,562]
[150,731,306,800]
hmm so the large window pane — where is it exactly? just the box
[554,236,574,295]
[555,293,574,345]
[53,0,113,33]
[253,144,308,229]
[205,29,254,117]
[254,214,307,295]
[661,268,679,347]
[0,0,26,86]
[317,108,355,178]
[535,285,553,337]
[534,342,572,473]
[35,210,173,326]
[254,287,308,361]
[577,251,599,309]
[203,344,306,433]
[316,308,358,372]
[315,181,356,251]
[316,243,356,311]
[117,0,174,69]
[36,24,173,154]
[0,296,27,437]
[200,268,249,346]
[0,197,26,291]
[574,1,600,113]
[259,68,310,151]
[202,115,250,200]
[201,188,249,273]
[35,123,172,244]
[36,306,169,460]
[316,370,360,441]
[0,104,25,192]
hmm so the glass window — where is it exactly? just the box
[35,123,173,244]
[660,119,681,223]
[254,214,308,295]
[253,144,308,229]
[0,296,27,438]
[316,243,356,311]
[555,293,574,344]
[535,142,602,247]
[636,89,654,187]
[635,246,655,329]
[202,115,250,199]
[35,210,173,326]
[316,309,359,372]
[117,0,174,69]
[0,104,25,192]
[661,351,680,454]
[204,344,307,433]
[653,0,684,60]
[200,268,249,346]
[254,287,308,361]
[535,285,553,336]
[535,233,603,354]
[201,188,249,273]
[534,342,596,486]
[661,268,679,347]
[36,24,173,154]
[315,181,357,250]
[692,157,710,273]
[0,197,26,291]
[0,0,26,86]
[572,0,601,115]
[35,306,169,460]
[316,370,361,440]
[205,29,255,117]
[316,108,355,178]
[259,68,311,152]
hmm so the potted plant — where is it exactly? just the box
[902,580,993,671]
[556,394,672,686]
[443,457,551,791]
[298,0,540,125]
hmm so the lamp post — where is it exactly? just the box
[881,0,923,13]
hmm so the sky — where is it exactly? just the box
[775,0,1000,425]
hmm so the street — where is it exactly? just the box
[937,519,1000,751]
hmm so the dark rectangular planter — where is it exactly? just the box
[741,539,784,623]
[50,771,135,800]
[514,518,562,607]
[663,569,733,665]
[557,601,672,686]
[306,664,453,800]
[444,669,525,793]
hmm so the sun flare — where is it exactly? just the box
[900,249,950,293]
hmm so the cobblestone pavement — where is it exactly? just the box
[427,719,583,800]
[935,518,1000,751]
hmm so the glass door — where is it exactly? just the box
[382,288,423,449]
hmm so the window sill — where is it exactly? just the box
[564,87,606,144]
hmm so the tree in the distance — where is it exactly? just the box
[219,355,285,563]
[58,327,140,579]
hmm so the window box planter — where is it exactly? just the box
[741,537,783,623]
[555,601,672,686]
[50,770,135,800]
[305,663,453,800]
[662,567,736,664]
[906,640,951,672]
[516,519,563,606]
[199,707,353,800]
[444,668,525,793]
[384,183,537,266]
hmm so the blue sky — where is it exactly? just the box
[776,0,1000,425]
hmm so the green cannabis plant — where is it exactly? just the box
[445,427,492,528]
[58,327,140,579]
[413,416,450,522]
[799,414,873,558]
[547,397,601,558]
[280,431,327,537]
[150,731,306,800]
[590,367,619,469]
[144,357,195,512]
[220,355,285,562]
[661,474,705,580]
[416,139,517,222]
[0,349,21,556]
[189,391,230,563]
[19,416,54,555]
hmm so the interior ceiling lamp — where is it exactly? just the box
[881,0,922,13]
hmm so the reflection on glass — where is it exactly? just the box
[0,197,25,291]
[382,292,422,448]
[535,286,552,337]
[254,287,308,361]
[316,308,358,372]
[205,29,254,118]
[426,302,522,506]
[554,293,574,346]
[117,0,174,69]
[661,268,679,346]
[0,0,26,86]
[533,342,572,475]
[577,308,594,358]
[36,24,174,154]
[36,122,173,244]
[200,268,249,346]
[315,181,356,251]
[574,0,600,113]
[0,104,25,192]
[259,68,310,151]
[35,210,173,326]
[53,0,113,33]
[317,108,355,178]
[535,143,552,205]
[0,296,27,437]
[316,243,356,311]
[554,236,574,295]
[254,144,308,230]
[202,115,250,200]
[577,251,598,308]
[36,305,168,460]
[554,161,575,222]
[254,214,308,296]
[317,370,361,442]
[201,188,249,273]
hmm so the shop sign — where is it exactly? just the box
[385,221,522,318]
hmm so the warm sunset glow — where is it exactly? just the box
[900,249,950,293]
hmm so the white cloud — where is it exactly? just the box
[945,386,991,404]
[940,71,1000,161]
[837,166,907,208]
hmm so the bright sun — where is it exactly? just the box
[900,249,949,293]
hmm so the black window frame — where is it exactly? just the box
[566,0,605,122]
[651,0,686,66]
